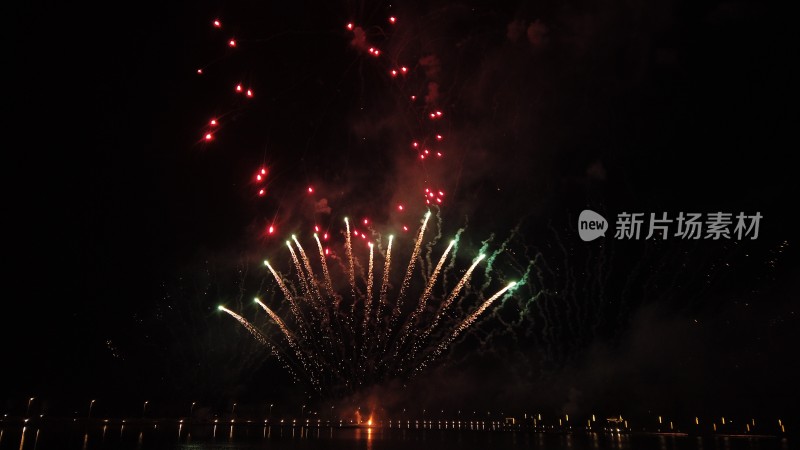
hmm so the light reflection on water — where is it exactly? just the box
[0,423,791,450]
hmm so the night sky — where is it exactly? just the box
[5,0,797,419]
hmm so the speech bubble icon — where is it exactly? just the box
[578,210,608,242]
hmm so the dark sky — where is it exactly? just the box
[5,0,798,419]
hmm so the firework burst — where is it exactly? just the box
[219,211,520,394]
[194,9,533,395]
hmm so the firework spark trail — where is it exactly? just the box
[288,238,344,377]
[407,253,486,355]
[439,229,464,297]
[386,211,431,342]
[342,218,361,349]
[219,305,270,346]
[314,233,335,297]
[364,242,375,335]
[446,261,535,361]
[476,241,535,337]
[373,235,394,351]
[264,260,312,342]
[254,298,296,346]
[344,218,357,298]
[358,242,376,377]
[451,232,515,331]
[255,297,345,384]
[292,236,330,341]
[254,296,308,367]
[292,235,319,298]
[428,254,486,332]
[218,305,304,382]
[393,238,456,357]
[259,268,324,389]
[287,241,312,301]
[313,234,349,374]
[479,232,515,293]
[377,235,394,322]
[328,255,362,382]
[420,210,444,284]
[292,235,323,302]
[413,282,517,374]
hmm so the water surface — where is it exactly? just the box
[0,422,790,450]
